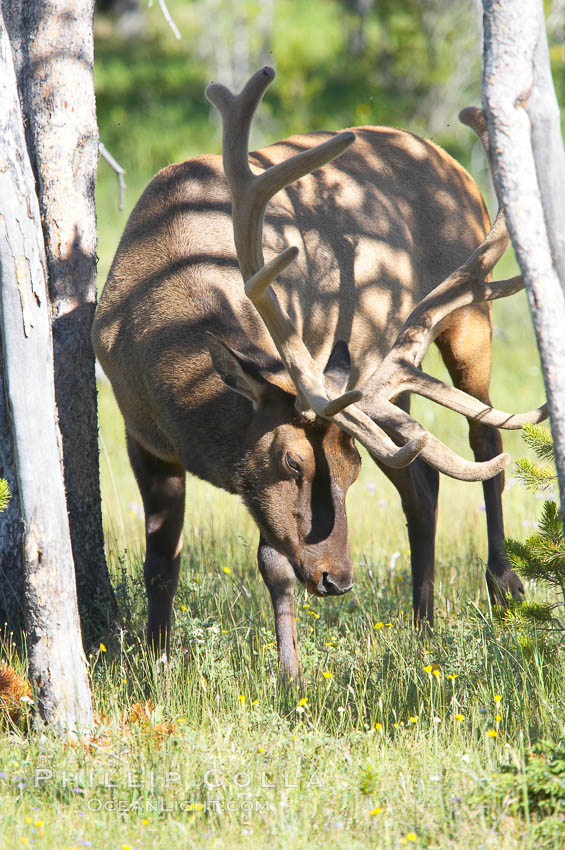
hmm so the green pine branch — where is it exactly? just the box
[514,458,557,492]
[521,423,556,462]
[505,426,565,612]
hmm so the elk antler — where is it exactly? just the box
[206,67,428,469]
[206,70,546,481]
[360,106,547,480]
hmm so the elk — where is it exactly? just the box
[93,68,546,678]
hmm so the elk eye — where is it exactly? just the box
[284,452,302,478]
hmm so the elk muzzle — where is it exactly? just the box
[304,559,354,597]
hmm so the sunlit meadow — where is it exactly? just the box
[1,2,564,848]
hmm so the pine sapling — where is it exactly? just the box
[505,424,565,622]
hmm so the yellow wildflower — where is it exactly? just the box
[223,567,231,574]
[423,665,433,673]
[447,673,458,680]
[370,807,383,815]
[487,729,498,738]
[322,671,333,679]
[374,622,384,630]
[99,643,107,653]
[375,722,383,731]
[494,694,502,703]
[454,714,464,722]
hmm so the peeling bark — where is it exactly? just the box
[0,9,93,733]
[1,0,118,644]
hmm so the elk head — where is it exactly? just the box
[207,335,361,596]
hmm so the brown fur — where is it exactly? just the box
[93,126,521,676]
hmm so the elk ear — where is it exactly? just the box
[323,340,351,394]
[206,333,267,403]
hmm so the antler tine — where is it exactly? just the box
[388,364,548,428]
[206,67,355,281]
[206,68,432,469]
[361,395,511,481]
[459,106,501,204]
[205,67,276,190]
[206,67,357,411]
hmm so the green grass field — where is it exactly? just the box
[1,3,564,848]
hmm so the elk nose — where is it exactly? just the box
[319,572,353,596]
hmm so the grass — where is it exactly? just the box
[1,565,564,848]
[2,268,563,849]
[1,2,564,847]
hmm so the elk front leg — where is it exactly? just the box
[126,434,186,657]
[257,537,300,680]
[374,456,440,627]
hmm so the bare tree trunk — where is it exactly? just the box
[2,0,118,646]
[482,0,565,526]
[0,363,24,632]
[0,10,93,734]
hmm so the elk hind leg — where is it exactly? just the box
[126,434,186,657]
[436,308,524,605]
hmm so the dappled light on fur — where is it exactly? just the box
[92,69,546,678]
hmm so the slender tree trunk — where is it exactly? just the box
[482,0,565,528]
[0,10,93,734]
[2,0,118,646]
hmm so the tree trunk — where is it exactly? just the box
[0,10,93,734]
[2,0,118,646]
[0,357,24,633]
[482,0,565,528]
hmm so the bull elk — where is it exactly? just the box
[93,68,546,678]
